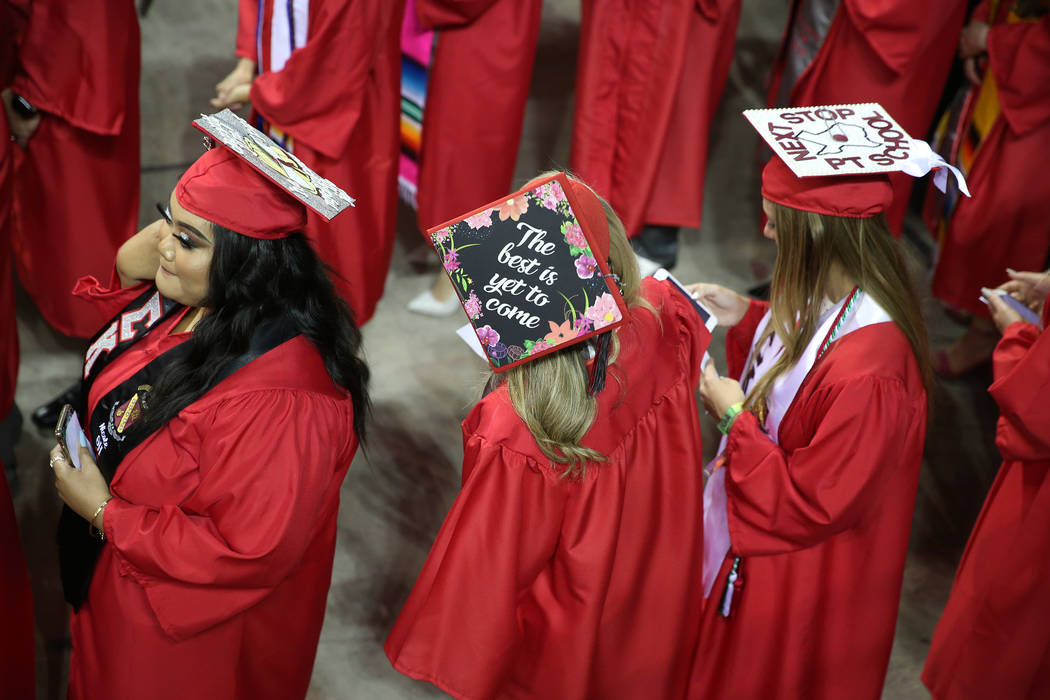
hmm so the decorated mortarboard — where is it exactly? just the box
[427,173,628,374]
[744,103,970,200]
[178,109,354,239]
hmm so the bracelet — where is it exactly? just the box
[89,497,112,541]
[717,402,745,435]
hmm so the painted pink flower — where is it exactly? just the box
[564,222,587,249]
[465,210,493,230]
[584,293,622,330]
[539,182,564,211]
[497,196,529,222]
[574,316,594,336]
[443,249,460,272]
[431,227,451,244]
[476,325,500,347]
[464,291,482,319]
[575,255,598,279]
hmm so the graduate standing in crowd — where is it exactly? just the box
[923,269,1050,698]
[406,0,544,316]
[927,1,1050,375]
[686,104,959,694]
[0,0,23,478]
[2,0,141,337]
[212,0,402,324]
[570,0,741,273]
[766,0,965,235]
[47,113,369,700]
[387,173,712,698]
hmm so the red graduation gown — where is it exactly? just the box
[67,277,359,700]
[767,0,965,235]
[9,0,140,337]
[413,0,543,232]
[689,299,927,700]
[931,7,1050,317]
[386,279,711,699]
[245,0,402,325]
[0,462,34,700]
[922,299,1050,699]
[570,0,742,239]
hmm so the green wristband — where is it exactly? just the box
[717,402,745,435]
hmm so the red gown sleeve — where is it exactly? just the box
[250,0,395,159]
[840,0,950,75]
[236,0,258,60]
[102,389,354,641]
[723,374,921,555]
[971,1,992,24]
[12,0,137,135]
[71,273,152,334]
[989,321,1050,461]
[986,14,1050,136]
[725,299,768,380]
[385,430,569,699]
[414,0,501,29]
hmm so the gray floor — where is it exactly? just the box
[9,1,1002,698]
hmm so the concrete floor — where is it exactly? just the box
[9,1,1003,698]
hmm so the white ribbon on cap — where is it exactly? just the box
[901,139,971,197]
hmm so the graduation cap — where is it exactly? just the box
[175,109,354,240]
[428,172,628,376]
[744,102,970,216]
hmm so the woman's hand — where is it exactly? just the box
[1,88,43,149]
[699,360,746,420]
[959,20,990,84]
[959,20,990,59]
[982,288,1025,334]
[211,58,256,110]
[116,219,165,288]
[999,268,1050,315]
[684,283,750,327]
[50,444,112,526]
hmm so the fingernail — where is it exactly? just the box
[1006,268,1017,275]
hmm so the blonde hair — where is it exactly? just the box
[497,174,652,479]
[743,203,932,415]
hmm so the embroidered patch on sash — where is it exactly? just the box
[107,384,151,441]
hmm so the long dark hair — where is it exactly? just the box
[136,225,370,439]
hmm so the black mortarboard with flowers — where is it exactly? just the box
[427,172,629,374]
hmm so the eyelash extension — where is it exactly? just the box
[175,233,196,250]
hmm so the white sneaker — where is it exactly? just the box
[634,252,663,279]
[407,289,461,317]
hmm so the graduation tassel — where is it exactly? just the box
[718,557,742,618]
[587,331,612,396]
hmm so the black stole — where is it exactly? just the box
[59,286,300,609]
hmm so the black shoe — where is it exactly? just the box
[31,383,82,430]
[631,225,680,269]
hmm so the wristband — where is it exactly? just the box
[717,402,745,435]
[11,93,38,119]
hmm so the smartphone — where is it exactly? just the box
[979,289,1041,327]
[653,268,719,333]
[55,404,93,470]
